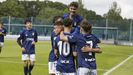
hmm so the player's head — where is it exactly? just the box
[80,19,92,34]
[24,19,32,30]
[0,21,4,28]
[53,15,63,24]
[68,2,78,15]
[63,18,73,28]
[54,21,63,35]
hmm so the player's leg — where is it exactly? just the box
[29,54,35,75]
[89,69,97,75]
[22,54,29,75]
[77,67,89,75]
[0,47,2,53]
[48,61,57,75]
[0,42,4,54]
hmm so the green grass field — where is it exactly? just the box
[0,40,133,75]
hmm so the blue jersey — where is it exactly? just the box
[17,28,38,54]
[67,33,100,69]
[63,13,83,33]
[0,28,7,42]
[78,34,100,69]
[48,32,58,62]
[63,13,83,27]
[55,33,76,73]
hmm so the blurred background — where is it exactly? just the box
[0,0,133,45]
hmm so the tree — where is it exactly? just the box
[37,7,64,23]
[21,1,41,17]
[105,1,122,21]
[0,0,26,17]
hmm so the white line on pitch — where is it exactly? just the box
[0,60,108,71]
[103,55,133,75]
[0,60,47,66]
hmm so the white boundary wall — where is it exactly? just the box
[5,35,133,46]
[5,35,51,41]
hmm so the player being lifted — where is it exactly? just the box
[0,21,7,54]
[54,18,77,75]
[48,16,63,75]
[63,1,83,34]
[60,19,102,75]
[63,1,82,27]
[17,20,38,75]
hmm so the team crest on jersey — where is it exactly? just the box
[74,22,77,26]
[54,37,57,40]
[25,34,28,36]
[32,32,34,36]
[68,35,73,39]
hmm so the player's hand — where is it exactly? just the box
[0,32,2,35]
[22,47,26,52]
[69,13,75,19]
[81,46,92,52]
[60,31,64,38]
[32,41,35,45]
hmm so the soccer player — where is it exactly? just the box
[63,1,83,27]
[48,16,63,75]
[54,18,76,75]
[0,21,7,54]
[60,19,102,75]
[77,19,101,75]
[63,1,83,33]
[17,20,38,75]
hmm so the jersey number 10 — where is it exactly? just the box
[58,41,70,56]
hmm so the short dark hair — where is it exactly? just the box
[24,19,32,24]
[54,21,63,26]
[80,19,92,33]
[53,16,63,23]
[63,18,72,27]
[69,1,79,8]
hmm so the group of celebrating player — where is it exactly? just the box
[0,1,102,75]
[48,1,102,75]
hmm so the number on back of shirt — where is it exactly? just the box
[86,41,93,55]
[58,41,70,56]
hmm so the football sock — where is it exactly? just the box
[24,66,28,75]
[29,65,34,75]
[0,47,1,53]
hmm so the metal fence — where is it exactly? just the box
[1,16,133,42]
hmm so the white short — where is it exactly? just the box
[22,54,35,61]
[77,67,97,75]
[0,42,4,47]
[48,61,57,74]
[56,71,76,75]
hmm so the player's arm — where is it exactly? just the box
[72,45,78,69]
[54,48,59,58]
[0,32,5,36]
[54,38,59,58]
[32,30,38,45]
[17,36,23,48]
[81,45,102,53]
[17,31,26,52]
[60,31,68,41]
[0,29,7,36]
[72,45,77,57]
[60,31,77,43]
